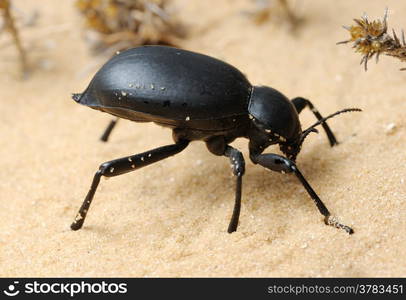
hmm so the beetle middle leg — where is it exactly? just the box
[70,139,189,230]
[251,152,354,234]
[206,137,245,233]
[224,146,245,233]
[292,97,338,146]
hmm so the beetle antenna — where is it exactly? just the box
[299,108,362,146]
[300,127,319,142]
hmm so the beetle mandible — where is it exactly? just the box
[71,45,360,234]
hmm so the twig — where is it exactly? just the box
[1,0,28,77]
[278,0,299,28]
[75,0,184,53]
[247,0,300,30]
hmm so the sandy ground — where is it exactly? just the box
[0,0,405,277]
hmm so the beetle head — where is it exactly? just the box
[278,127,318,161]
[248,86,302,159]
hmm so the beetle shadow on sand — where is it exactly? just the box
[79,136,349,238]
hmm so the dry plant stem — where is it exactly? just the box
[278,0,298,28]
[1,0,28,77]
[249,0,299,29]
[338,8,406,70]
[75,0,183,52]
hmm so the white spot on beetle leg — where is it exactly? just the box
[75,213,83,222]
[121,91,127,96]
[128,157,132,162]
[148,153,152,157]
[141,157,144,161]
[110,167,114,173]
[185,116,190,121]
[131,164,135,169]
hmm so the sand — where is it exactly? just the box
[0,0,405,277]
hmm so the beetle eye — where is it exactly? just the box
[279,139,301,161]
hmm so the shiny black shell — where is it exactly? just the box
[74,46,252,130]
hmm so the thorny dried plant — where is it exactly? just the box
[75,0,185,53]
[247,0,300,29]
[338,8,406,71]
[0,0,28,77]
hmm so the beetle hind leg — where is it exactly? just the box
[292,97,338,146]
[100,117,119,142]
[71,139,189,230]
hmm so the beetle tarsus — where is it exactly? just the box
[228,175,242,233]
[324,215,354,234]
[70,170,102,230]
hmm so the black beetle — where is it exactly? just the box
[71,45,360,234]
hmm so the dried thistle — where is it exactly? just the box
[338,8,406,70]
[75,0,185,53]
[1,0,28,77]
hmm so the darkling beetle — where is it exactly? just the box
[71,45,360,234]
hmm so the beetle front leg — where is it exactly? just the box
[71,140,189,230]
[224,146,245,233]
[252,153,354,234]
[292,97,338,146]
